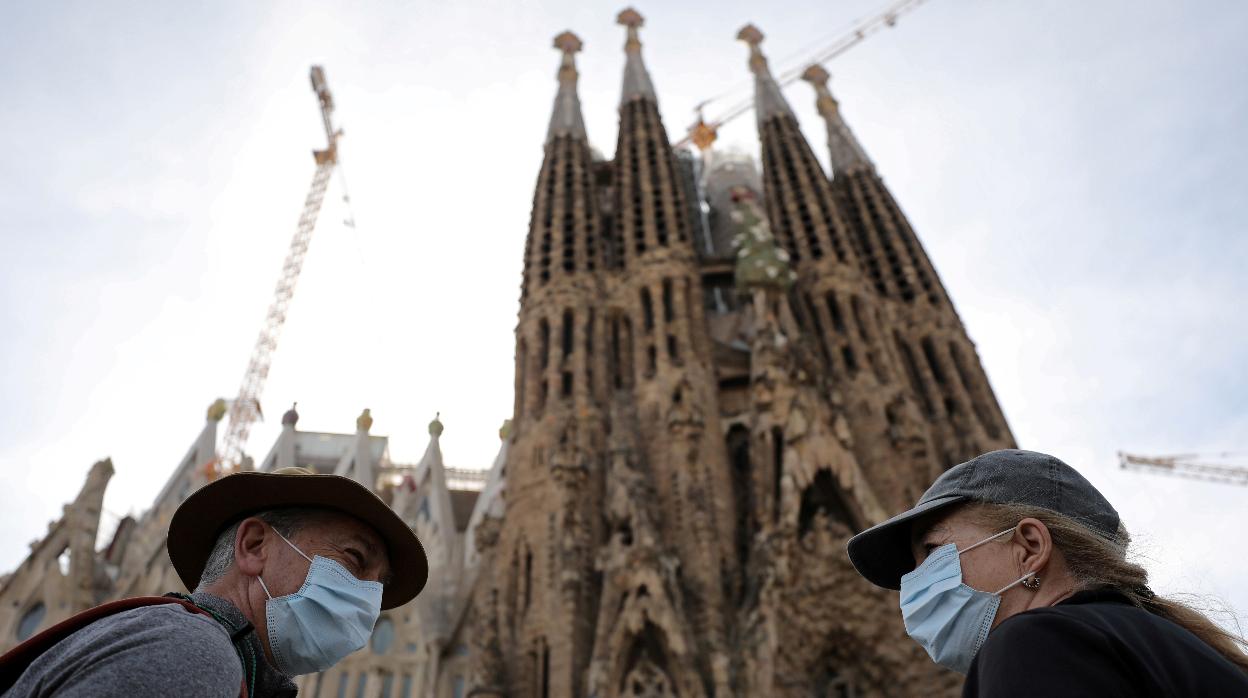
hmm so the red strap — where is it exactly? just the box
[0,596,247,697]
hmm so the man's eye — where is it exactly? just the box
[924,543,939,553]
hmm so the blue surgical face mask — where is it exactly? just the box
[256,529,383,676]
[899,526,1035,674]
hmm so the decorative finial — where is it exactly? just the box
[800,65,871,174]
[737,24,764,47]
[618,8,644,52]
[429,412,444,438]
[282,402,299,427]
[617,7,657,104]
[553,31,583,85]
[207,398,227,423]
[737,24,770,75]
[617,7,643,27]
[547,31,589,142]
[356,408,373,433]
[801,64,830,87]
[801,64,839,115]
[553,30,583,56]
[737,23,794,123]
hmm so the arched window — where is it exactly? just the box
[585,309,595,399]
[771,427,785,523]
[662,278,675,323]
[895,333,933,416]
[516,340,528,420]
[825,292,847,334]
[727,425,754,598]
[371,616,395,654]
[561,309,574,359]
[798,469,857,537]
[538,319,551,369]
[16,602,46,641]
[641,287,655,332]
[523,546,533,613]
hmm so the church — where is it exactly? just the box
[0,9,1013,697]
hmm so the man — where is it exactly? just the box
[1,467,427,697]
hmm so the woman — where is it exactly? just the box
[846,449,1248,695]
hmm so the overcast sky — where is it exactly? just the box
[2,0,1245,629]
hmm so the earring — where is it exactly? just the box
[1023,574,1041,590]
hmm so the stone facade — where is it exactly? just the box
[0,11,1015,698]
[465,13,1015,698]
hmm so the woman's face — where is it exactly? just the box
[909,506,1058,628]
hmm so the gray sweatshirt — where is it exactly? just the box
[3,593,296,697]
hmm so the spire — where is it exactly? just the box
[736,24,857,268]
[612,10,691,263]
[617,8,657,104]
[522,31,603,300]
[546,31,587,144]
[800,65,872,177]
[737,24,795,126]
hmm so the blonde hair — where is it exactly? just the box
[960,502,1248,673]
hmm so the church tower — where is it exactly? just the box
[799,63,1015,479]
[491,29,609,698]
[469,13,1017,698]
[587,9,735,696]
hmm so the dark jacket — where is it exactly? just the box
[964,588,1248,697]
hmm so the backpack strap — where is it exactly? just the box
[0,596,250,698]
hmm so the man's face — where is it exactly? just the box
[264,511,391,596]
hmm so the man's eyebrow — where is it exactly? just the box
[911,521,947,546]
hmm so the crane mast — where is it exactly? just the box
[214,66,341,476]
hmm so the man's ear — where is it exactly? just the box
[233,518,269,577]
[1015,517,1052,577]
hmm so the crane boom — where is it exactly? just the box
[1118,451,1248,487]
[679,0,931,150]
[215,66,341,475]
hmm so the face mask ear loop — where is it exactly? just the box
[271,527,314,563]
[257,575,274,600]
[958,525,1018,557]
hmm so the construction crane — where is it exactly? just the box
[1118,451,1248,487]
[211,66,342,477]
[679,0,932,151]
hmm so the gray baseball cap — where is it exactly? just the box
[846,449,1120,590]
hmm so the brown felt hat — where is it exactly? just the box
[168,467,427,610]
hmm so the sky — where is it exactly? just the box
[2,0,1246,631]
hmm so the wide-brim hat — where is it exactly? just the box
[169,468,427,610]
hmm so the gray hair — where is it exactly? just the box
[195,508,325,590]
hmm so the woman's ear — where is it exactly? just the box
[1014,517,1052,576]
[233,518,269,577]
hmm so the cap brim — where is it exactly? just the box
[169,472,427,610]
[846,493,967,590]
